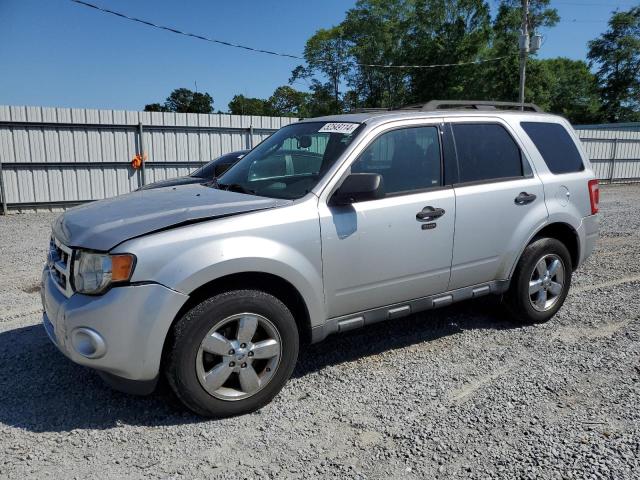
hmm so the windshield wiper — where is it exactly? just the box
[202,177,220,188]
[219,183,256,195]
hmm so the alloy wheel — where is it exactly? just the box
[528,254,565,312]
[195,313,282,401]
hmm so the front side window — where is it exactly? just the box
[452,123,523,183]
[351,126,441,195]
[521,122,584,174]
[219,122,363,199]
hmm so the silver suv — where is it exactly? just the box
[41,101,600,417]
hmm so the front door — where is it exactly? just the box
[319,124,456,318]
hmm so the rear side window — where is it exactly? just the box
[451,123,523,183]
[521,122,584,174]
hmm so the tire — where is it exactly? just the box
[504,237,572,325]
[165,289,299,418]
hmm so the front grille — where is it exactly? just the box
[48,237,74,297]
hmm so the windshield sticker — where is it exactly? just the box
[318,123,360,134]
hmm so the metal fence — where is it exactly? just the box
[0,106,638,213]
[575,123,640,184]
[0,106,299,213]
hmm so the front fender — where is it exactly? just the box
[118,203,326,327]
[171,239,326,327]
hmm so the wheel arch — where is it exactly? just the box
[161,272,313,370]
[509,222,580,279]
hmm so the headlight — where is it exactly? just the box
[73,251,136,295]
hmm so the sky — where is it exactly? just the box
[0,0,637,112]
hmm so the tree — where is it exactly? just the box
[407,0,493,103]
[306,81,342,117]
[340,0,413,108]
[478,0,559,103]
[588,6,640,122]
[227,88,311,117]
[267,86,310,117]
[291,27,351,106]
[227,94,270,115]
[526,58,604,123]
[143,102,170,112]
[144,88,214,114]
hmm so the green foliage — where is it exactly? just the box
[588,7,640,122]
[407,0,493,103]
[284,0,638,123]
[227,95,270,116]
[144,88,214,114]
[468,0,559,103]
[149,2,639,124]
[227,87,312,117]
[267,86,311,117]
[291,26,351,105]
[340,0,412,108]
[143,103,170,113]
[527,58,603,124]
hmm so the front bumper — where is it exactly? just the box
[41,267,188,386]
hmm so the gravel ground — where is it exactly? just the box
[1,184,639,479]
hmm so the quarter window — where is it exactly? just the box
[521,122,584,174]
[351,126,441,195]
[452,123,523,183]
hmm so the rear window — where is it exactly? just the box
[521,122,584,174]
[451,123,523,183]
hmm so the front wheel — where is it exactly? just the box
[504,238,572,324]
[165,290,299,417]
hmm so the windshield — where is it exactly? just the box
[217,121,363,199]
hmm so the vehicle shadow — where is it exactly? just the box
[292,298,517,379]
[0,299,518,433]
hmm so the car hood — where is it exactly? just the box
[139,176,204,190]
[53,184,291,251]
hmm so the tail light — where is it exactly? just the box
[588,179,599,214]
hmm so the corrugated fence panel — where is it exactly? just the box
[576,125,640,183]
[0,106,299,210]
[1,108,637,212]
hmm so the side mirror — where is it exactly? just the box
[213,162,232,177]
[330,173,384,206]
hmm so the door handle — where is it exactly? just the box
[416,206,445,221]
[514,192,537,205]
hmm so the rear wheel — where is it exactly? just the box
[165,290,299,417]
[504,238,572,324]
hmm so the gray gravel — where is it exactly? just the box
[1,185,639,479]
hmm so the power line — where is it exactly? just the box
[561,19,610,23]
[70,0,303,60]
[69,0,512,70]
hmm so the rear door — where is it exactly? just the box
[447,119,548,290]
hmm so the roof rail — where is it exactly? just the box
[349,100,543,115]
[415,100,543,112]
[349,107,394,114]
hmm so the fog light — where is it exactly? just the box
[71,328,107,359]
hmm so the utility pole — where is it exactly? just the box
[518,0,530,110]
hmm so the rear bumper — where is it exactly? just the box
[577,214,599,268]
[41,267,188,385]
